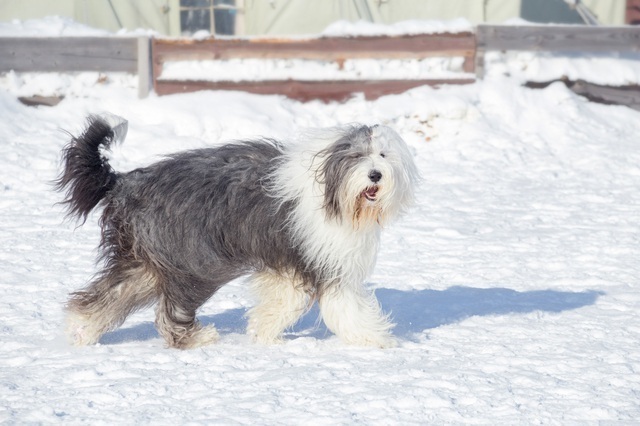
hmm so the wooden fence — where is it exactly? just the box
[0,36,151,99]
[151,33,476,101]
[475,25,640,77]
[1,25,639,103]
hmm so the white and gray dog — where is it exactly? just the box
[56,115,418,349]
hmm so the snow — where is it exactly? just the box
[0,15,154,37]
[159,57,470,82]
[485,51,640,85]
[0,16,111,37]
[321,18,474,36]
[2,17,640,425]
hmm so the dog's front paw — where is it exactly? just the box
[370,334,399,349]
[342,332,398,349]
[252,333,286,346]
[247,323,285,345]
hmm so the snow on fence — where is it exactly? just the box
[475,25,640,77]
[1,25,639,104]
[151,33,476,101]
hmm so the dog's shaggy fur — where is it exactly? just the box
[56,115,418,349]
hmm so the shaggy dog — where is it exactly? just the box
[56,115,418,349]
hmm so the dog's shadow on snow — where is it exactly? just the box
[99,286,603,345]
[376,286,603,338]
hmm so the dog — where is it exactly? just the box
[56,114,418,349]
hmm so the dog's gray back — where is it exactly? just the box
[103,140,315,292]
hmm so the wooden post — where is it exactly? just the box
[137,36,151,98]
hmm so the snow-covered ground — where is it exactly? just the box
[1,17,640,424]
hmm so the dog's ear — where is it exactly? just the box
[316,125,375,222]
[318,142,347,221]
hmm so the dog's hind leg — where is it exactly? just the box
[154,276,220,349]
[154,297,220,349]
[319,283,397,348]
[247,270,310,344]
[66,263,158,346]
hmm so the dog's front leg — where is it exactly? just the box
[319,284,397,348]
[247,271,309,344]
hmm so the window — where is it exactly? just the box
[180,0,239,36]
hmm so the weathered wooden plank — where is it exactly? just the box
[18,95,64,107]
[570,81,640,110]
[525,79,640,111]
[477,25,640,52]
[154,78,475,102]
[152,33,476,63]
[0,37,138,72]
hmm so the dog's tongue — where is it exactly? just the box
[364,187,378,200]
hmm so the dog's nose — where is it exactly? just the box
[368,170,382,183]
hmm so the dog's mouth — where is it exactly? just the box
[362,186,379,202]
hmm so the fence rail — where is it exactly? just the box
[0,37,138,72]
[0,36,150,98]
[476,25,640,52]
[154,78,475,102]
[151,33,476,61]
[2,25,640,102]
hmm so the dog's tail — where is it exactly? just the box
[55,114,128,223]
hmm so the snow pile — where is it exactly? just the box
[0,15,155,37]
[0,15,111,37]
[485,50,640,85]
[0,71,137,98]
[321,18,474,36]
[159,57,469,82]
[1,17,640,425]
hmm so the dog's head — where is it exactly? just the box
[317,125,418,229]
